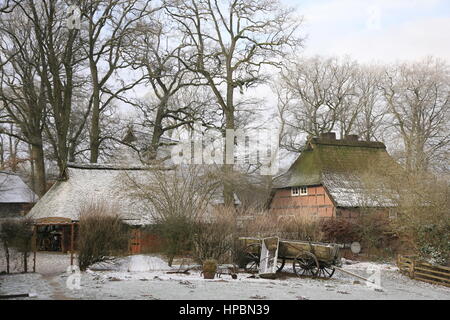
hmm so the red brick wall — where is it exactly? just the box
[140,232,164,254]
[270,185,335,218]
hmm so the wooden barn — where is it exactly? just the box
[26,162,239,254]
[0,171,38,219]
[26,163,157,254]
[270,133,398,220]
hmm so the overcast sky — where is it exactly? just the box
[287,0,450,62]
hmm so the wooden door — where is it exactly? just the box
[129,229,141,254]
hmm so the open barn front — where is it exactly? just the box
[34,218,78,255]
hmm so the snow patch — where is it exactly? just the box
[89,255,173,272]
[126,255,172,272]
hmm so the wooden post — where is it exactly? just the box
[33,225,37,273]
[410,258,415,279]
[70,223,74,266]
[61,225,65,253]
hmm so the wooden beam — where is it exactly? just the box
[32,225,37,273]
[70,223,74,266]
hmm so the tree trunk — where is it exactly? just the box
[23,252,28,273]
[149,103,166,160]
[89,61,100,163]
[4,243,9,274]
[30,141,46,197]
[223,107,235,207]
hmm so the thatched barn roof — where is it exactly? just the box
[27,163,239,225]
[273,133,399,207]
[27,163,154,225]
[0,171,38,204]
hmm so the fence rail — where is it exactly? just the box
[397,255,450,287]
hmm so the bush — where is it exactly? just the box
[77,201,129,271]
[357,212,394,252]
[416,222,450,265]
[192,206,236,263]
[0,218,34,273]
[153,215,196,266]
[321,218,358,243]
[238,209,323,242]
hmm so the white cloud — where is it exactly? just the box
[293,0,450,62]
[331,17,450,63]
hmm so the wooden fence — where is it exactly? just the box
[397,255,450,287]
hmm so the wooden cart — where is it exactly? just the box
[239,237,341,278]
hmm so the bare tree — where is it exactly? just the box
[381,57,450,172]
[277,56,391,153]
[353,65,386,142]
[123,11,211,160]
[0,7,47,195]
[165,0,302,205]
[279,56,359,139]
[125,165,221,265]
[0,0,15,13]
[79,0,154,163]
[15,0,85,176]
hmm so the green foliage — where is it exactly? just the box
[416,223,450,265]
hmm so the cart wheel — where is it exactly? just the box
[293,252,319,278]
[318,266,335,278]
[243,243,261,273]
[276,258,286,273]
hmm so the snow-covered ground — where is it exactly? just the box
[1,252,449,300]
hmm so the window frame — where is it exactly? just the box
[291,186,308,196]
[299,186,308,195]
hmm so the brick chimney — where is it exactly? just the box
[344,134,359,142]
[320,132,336,140]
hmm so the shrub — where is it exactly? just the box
[153,215,195,266]
[202,259,218,279]
[203,259,218,273]
[357,212,394,252]
[320,218,358,243]
[125,166,220,266]
[0,218,34,273]
[192,206,236,263]
[77,201,129,271]
[416,222,450,265]
[277,216,323,241]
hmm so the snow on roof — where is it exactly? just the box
[273,135,400,208]
[0,171,38,203]
[27,163,237,224]
[322,172,396,208]
[27,164,155,225]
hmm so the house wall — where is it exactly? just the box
[269,185,335,219]
[0,203,33,218]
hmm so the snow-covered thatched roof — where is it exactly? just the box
[0,171,38,204]
[27,163,238,225]
[27,163,155,225]
[273,134,400,208]
[322,172,396,208]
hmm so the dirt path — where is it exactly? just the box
[41,273,77,300]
